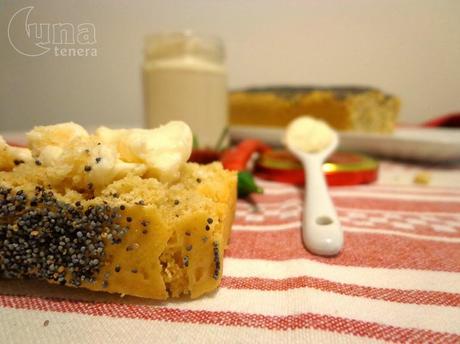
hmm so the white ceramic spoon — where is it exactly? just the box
[285,130,343,256]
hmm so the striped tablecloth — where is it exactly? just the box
[0,159,459,344]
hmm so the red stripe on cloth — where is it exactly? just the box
[250,193,298,203]
[220,276,460,307]
[233,216,300,226]
[250,193,460,213]
[250,192,460,213]
[234,212,460,238]
[334,197,460,213]
[226,230,460,272]
[260,180,460,197]
[374,183,460,193]
[350,187,460,198]
[340,221,460,238]
[262,184,460,198]
[336,210,460,222]
[0,294,458,343]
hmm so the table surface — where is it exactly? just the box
[0,159,459,344]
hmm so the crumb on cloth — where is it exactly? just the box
[413,171,431,185]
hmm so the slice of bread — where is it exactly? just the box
[0,123,236,299]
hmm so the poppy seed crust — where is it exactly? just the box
[0,186,128,287]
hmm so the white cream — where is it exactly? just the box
[27,122,89,154]
[19,121,193,188]
[284,116,335,153]
[95,121,193,182]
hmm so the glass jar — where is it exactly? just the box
[143,31,228,147]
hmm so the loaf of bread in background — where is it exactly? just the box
[229,86,400,133]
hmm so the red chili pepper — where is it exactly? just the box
[220,139,271,171]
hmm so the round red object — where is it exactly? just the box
[255,150,378,186]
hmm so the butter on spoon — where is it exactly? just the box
[283,116,343,256]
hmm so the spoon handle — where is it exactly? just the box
[303,157,343,256]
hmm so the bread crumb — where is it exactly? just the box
[413,171,431,185]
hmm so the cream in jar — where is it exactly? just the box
[143,32,227,147]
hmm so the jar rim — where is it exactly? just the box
[144,31,224,63]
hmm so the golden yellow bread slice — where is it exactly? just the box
[0,123,237,300]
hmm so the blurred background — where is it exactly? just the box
[1,0,459,131]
